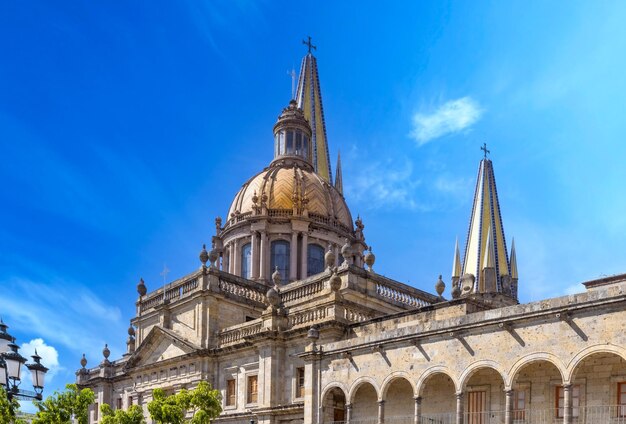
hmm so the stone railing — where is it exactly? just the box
[140,273,201,312]
[139,270,268,313]
[281,278,326,304]
[218,278,266,304]
[343,307,374,323]
[374,280,434,309]
[288,307,328,328]
[218,320,263,347]
[309,212,352,234]
[267,208,293,218]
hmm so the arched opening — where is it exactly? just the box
[241,242,252,279]
[463,367,505,423]
[270,240,290,281]
[322,387,347,424]
[383,378,414,422]
[420,372,456,423]
[571,351,626,421]
[351,382,378,424]
[511,359,563,422]
[307,244,325,276]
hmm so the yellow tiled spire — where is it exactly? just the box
[462,151,512,294]
[295,40,333,183]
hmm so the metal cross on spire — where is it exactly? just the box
[160,263,170,285]
[481,142,490,158]
[302,36,316,54]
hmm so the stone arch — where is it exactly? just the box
[349,378,379,424]
[380,374,415,420]
[460,361,508,417]
[348,376,380,403]
[506,352,567,388]
[565,344,626,383]
[459,360,507,391]
[416,366,459,396]
[321,384,348,424]
[416,367,457,422]
[380,372,417,399]
[321,383,349,403]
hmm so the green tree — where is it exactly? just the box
[0,386,27,424]
[32,383,95,424]
[147,381,221,424]
[100,403,146,424]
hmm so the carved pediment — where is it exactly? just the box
[124,326,200,370]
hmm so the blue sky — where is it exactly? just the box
[2,0,626,405]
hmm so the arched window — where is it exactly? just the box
[241,243,252,279]
[307,244,325,276]
[270,240,290,282]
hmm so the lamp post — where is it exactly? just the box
[0,319,49,401]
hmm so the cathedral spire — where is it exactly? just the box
[461,149,512,295]
[510,238,518,280]
[295,38,333,183]
[334,151,343,195]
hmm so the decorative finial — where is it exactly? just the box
[481,142,490,159]
[199,244,209,267]
[329,272,342,291]
[364,246,376,271]
[208,242,219,269]
[127,325,135,337]
[307,325,320,340]
[102,344,110,365]
[302,36,316,54]
[435,275,446,298]
[137,277,147,296]
[341,238,352,264]
[80,353,87,368]
[324,244,336,270]
[272,266,282,286]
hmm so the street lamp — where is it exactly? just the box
[0,319,48,400]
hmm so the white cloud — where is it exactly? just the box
[410,97,484,145]
[20,339,62,384]
[346,158,426,210]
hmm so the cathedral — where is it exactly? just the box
[77,46,626,424]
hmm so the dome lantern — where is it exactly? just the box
[272,100,313,163]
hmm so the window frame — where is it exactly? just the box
[241,242,252,279]
[307,243,326,277]
[226,378,237,407]
[247,374,259,405]
[295,367,305,399]
[618,382,626,417]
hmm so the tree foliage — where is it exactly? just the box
[101,403,146,424]
[147,381,221,424]
[32,383,95,424]
[0,386,27,424]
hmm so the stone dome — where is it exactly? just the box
[227,157,353,233]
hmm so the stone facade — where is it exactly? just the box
[77,50,626,424]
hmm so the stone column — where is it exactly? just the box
[259,231,268,281]
[251,232,259,279]
[290,232,298,281]
[346,403,352,424]
[232,240,240,276]
[455,393,464,424]
[377,400,385,424]
[414,396,422,424]
[224,244,230,273]
[301,232,308,279]
[504,389,514,424]
[563,384,573,424]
